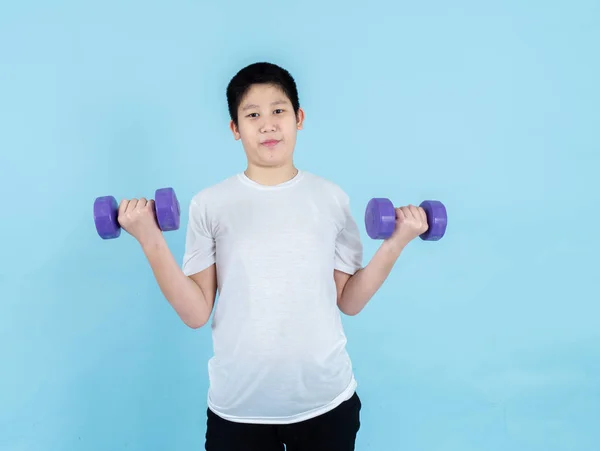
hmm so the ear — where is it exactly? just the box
[296,107,305,130]
[229,120,241,140]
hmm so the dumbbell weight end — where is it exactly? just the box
[155,187,181,232]
[93,195,121,239]
[419,200,447,241]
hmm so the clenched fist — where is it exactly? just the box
[117,197,162,244]
[389,204,429,246]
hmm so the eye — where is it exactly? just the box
[274,109,284,114]
[246,113,259,118]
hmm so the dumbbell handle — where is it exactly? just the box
[365,198,447,241]
[93,187,180,240]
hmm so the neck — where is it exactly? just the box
[244,163,298,186]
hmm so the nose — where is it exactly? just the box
[260,117,277,133]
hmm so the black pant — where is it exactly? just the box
[205,392,362,450]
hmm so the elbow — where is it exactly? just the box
[185,319,208,329]
[340,306,362,316]
[182,313,210,329]
[337,298,364,316]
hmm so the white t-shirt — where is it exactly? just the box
[181,169,363,424]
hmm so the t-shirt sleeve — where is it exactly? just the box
[182,196,216,276]
[334,192,363,275]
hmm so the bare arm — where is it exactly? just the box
[335,203,431,316]
[141,234,216,328]
[335,240,404,316]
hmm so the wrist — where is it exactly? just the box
[380,237,407,256]
[138,231,166,252]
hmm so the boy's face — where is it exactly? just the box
[230,83,304,170]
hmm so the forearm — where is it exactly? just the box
[140,234,211,328]
[339,239,406,315]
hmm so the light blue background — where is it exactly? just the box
[1,1,599,450]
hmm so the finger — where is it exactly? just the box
[409,205,420,220]
[118,199,129,217]
[396,207,406,220]
[147,199,155,210]
[401,205,414,219]
[126,198,138,212]
[418,206,428,224]
[137,197,148,208]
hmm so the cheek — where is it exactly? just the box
[283,122,298,136]
[239,128,256,143]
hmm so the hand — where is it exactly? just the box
[389,204,428,247]
[117,197,162,245]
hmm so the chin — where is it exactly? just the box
[258,151,292,164]
[261,160,289,168]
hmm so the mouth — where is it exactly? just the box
[261,139,280,148]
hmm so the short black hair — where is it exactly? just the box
[226,62,300,126]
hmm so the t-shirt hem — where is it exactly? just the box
[334,262,362,275]
[206,377,357,425]
[182,258,216,276]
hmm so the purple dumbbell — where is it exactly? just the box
[93,187,181,240]
[364,198,447,241]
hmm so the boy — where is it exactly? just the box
[117,62,429,450]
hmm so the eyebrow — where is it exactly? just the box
[241,99,288,111]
